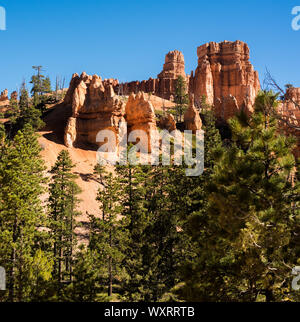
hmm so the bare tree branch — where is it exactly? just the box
[264,69,300,131]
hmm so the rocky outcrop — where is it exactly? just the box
[63,72,126,149]
[157,50,186,80]
[189,40,260,120]
[64,117,77,148]
[0,89,14,109]
[63,74,160,152]
[114,50,187,101]
[10,91,18,101]
[125,92,158,152]
[158,113,176,132]
[0,89,8,102]
[64,73,81,106]
[184,95,202,133]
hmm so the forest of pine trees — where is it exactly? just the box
[0,90,299,302]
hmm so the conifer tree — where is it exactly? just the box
[14,82,44,132]
[48,150,81,293]
[0,125,51,302]
[68,246,101,302]
[42,76,52,94]
[179,91,300,302]
[7,96,20,126]
[31,66,44,106]
[174,75,189,122]
[143,164,194,301]
[89,168,125,298]
[115,160,150,301]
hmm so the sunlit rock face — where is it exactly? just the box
[63,72,126,149]
[189,40,260,120]
[113,50,187,101]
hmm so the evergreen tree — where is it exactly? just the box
[65,246,101,302]
[7,96,20,126]
[174,75,189,122]
[14,82,44,132]
[31,66,44,106]
[0,125,51,302]
[48,150,81,295]
[143,164,195,301]
[88,168,125,298]
[19,81,30,112]
[115,160,150,301]
[179,91,300,302]
[42,76,52,94]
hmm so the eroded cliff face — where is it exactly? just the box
[62,41,266,151]
[125,92,158,152]
[63,73,162,153]
[113,50,187,101]
[157,50,186,80]
[63,72,126,149]
[190,40,260,120]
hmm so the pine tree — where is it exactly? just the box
[19,81,30,112]
[174,75,189,122]
[42,76,52,94]
[68,246,101,302]
[88,168,125,298]
[48,150,81,294]
[143,164,195,301]
[115,160,150,301]
[179,91,299,302]
[14,82,44,132]
[7,95,20,126]
[0,125,51,302]
[31,66,44,106]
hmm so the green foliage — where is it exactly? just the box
[178,90,300,302]
[0,88,298,303]
[8,82,45,135]
[0,125,49,302]
[48,150,81,292]
[89,167,125,298]
[174,76,189,122]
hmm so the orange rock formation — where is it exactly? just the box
[189,40,260,120]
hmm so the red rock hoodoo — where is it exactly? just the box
[189,40,260,120]
[113,50,187,101]
[63,72,126,149]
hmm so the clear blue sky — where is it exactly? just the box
[0,0,300,94]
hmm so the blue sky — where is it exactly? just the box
[0,0,300,94]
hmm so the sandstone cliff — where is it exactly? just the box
[63,72,126,149]
[63,73,161,153]
[125,92,158,152]
[114,50,187,101]
[189,40,260,120]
